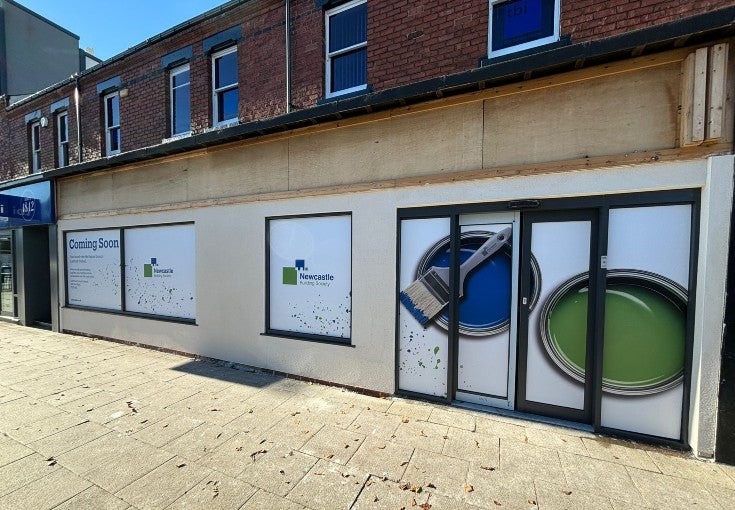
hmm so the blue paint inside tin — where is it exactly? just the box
[425,239,513,330]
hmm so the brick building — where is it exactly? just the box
[1,0,735,461]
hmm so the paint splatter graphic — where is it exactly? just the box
[287,292,351,337]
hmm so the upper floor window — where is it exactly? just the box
[104,91,121,156]
[488,0,560,58]
[325,0,367,98]
[170,64,191,137]
[30,121,41,173]
[211,46,238,126]
[56,111,69,168]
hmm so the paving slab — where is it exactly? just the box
[28,420,111,457]
[237,442,318,497]
[392,419,449,454]
[629,465,723,510]
[581,436,661,472]
[558,451,646,506]
[0,433,34,468]
[162,422,237,461]
[386,399,434,421]
[534,478,614,510]
[166,473,257,510]
[403,448,471,500]
[0,453,61,498]
[52,485,131,510]
[298,424,366,465]
[131,412,204,447]
[347,435,414,482]
[464,465,539,510]
[442,427,499,465]
[56,432,174,493]
[287,458,368,510]
[115,456,212,510]
[0,466,92,510]
[646,448,735,490]
[500,439,566,484]
[240,489,308,510]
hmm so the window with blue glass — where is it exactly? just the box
[326,0,367,97]
[170,64,191,136]
[211,46,238,126]
[489,0,559,57]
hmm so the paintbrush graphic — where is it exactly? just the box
[400,227,512,326]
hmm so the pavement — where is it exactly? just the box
[1,324,734,510]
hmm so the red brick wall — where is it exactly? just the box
[0,84,78,180]
[562,0,735,42]
[2,0,733,182]
[368,0,489,90]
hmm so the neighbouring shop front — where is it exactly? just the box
[397,191,699,445]
[0,180,55,328]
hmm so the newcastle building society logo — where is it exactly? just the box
[144,258,174,277]
[282,259,334,286]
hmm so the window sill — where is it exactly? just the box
[317,85,372,105]
[162,132,192,144]
[261,330,353,347]
[209,119,239,130]
[480,35,572,67]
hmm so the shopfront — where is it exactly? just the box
[0,180,56,328]
[398,191,700,445]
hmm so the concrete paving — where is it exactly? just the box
[0,323,734,509]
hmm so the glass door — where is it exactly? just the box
[516,210,599,423]
[0,232,15,317]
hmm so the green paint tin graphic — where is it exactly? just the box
[539,269,687,395]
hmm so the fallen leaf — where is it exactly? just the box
[216,433,222,439]
[315,472,324,476]
[419,430,426,437]
[411,485,422,493]
[344,443,350,449]
[250,449,267,461]
[248,409,254,414]
[365,480,372,486]
[372,495,378,502]
[176,462,186,468]
[377,444,386,449]
[442,435,448,440]
[210,408,221,412]
[400,461,408,466]
[561,489,572,495]
[480,465,496,471]
[279,469,285,475]
[425,482,436,489]
[493,500,502,506]
[326,454,334,459]
[411,498,417,506]
[474,439,480,448]
[419,503,431,510]
[465,484,474,493]
[341,473,350,478]
[291,411,301,416]
[46,457,57,466]
[528,499,536,505]
[402,418,409,423]
[236,446,243,452]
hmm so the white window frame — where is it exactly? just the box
[211,46,238,127]
[56,111,69,168]
[30,121,41,173]
[170,64,191,137]
[325,0,367,98]
[488,0,560,58]
[104,91,121,156]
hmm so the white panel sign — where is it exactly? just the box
[124,224,196,320]
[66,229,122,310]
[269,215,351,339]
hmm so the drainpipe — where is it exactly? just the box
[73,74,82,164]
[285,0,292,113]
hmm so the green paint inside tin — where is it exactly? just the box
[547,283,685,389]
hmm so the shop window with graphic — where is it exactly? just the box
[489,0,559,58]
[267,214,352,342]
[124,224,196,320]
[64,223,196,322]
[65,229,122,311]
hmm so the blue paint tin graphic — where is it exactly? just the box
[416,231,541,336]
